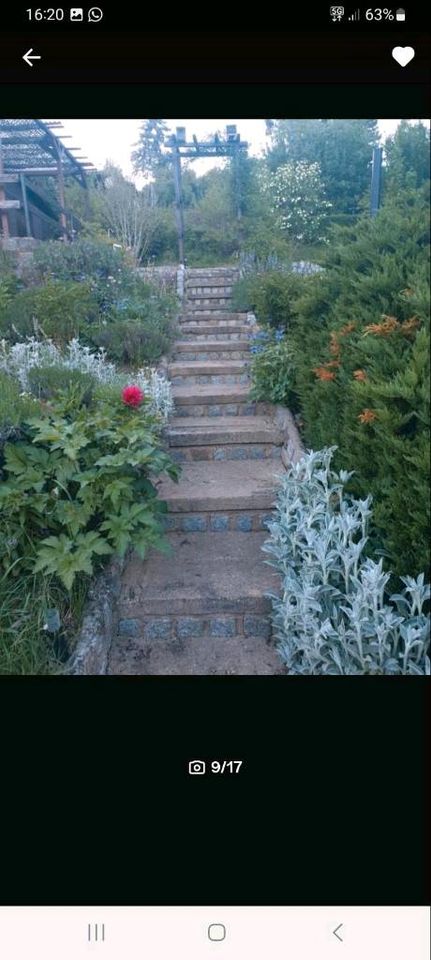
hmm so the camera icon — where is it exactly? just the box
[188,759,206,775]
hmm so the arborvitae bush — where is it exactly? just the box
[289,185,430,579]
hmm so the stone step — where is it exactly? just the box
[174,339,250,353]
[165,416,282,462]
[171,342,251,362]
[180,312,244,324]
[178,326,252,341]
[184,306,237,316]
[169,444,282,464]
[109,531,282,675]
[172,383,269,417]
[186,278,234,287]
[169,360,250,386]
[186,287,233,297]
[158,457,280,529]
[186,284,234,293]
[186,271,237,279]
[166,415,282,446]
[179,322,250,336]
[155,458,281,514]
[186,269,238,279]
[186,292,232,301]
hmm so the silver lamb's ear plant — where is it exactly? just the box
[262,447,430,675]
[0,337,174,422]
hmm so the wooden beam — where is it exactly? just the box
[0,174,19,183]
[8,168,60,175]
[0,200,21,210]
[20,174,32,237]
[0,139,10,238]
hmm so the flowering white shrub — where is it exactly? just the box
[263,447,430,675]
[259,160,332,243]
[0,337,173,422]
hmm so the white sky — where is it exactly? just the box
[58,118,427,183]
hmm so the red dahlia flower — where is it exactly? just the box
[122,385,145,407]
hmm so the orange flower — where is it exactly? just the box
[313,367,336,381]
[401,315,420,336]
[363,316,400,337]
[358,408,377,424]
[339,322,356,336]
[353,369,367,381]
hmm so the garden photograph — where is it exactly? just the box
[0,117,429,675]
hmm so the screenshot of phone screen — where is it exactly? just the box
[0,6,430,958]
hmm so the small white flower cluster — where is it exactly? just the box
[0,337,174,422]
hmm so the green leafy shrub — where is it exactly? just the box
[85,281,178,363]
[289,185,430,578]
[0,371,40,455]
[27,365,95,409]
[263,448,430,675]
[249,335,299,409]
[28,238,146,321]
[231,270,308,330]
[32,236,129,283]
[90,317,173,365]
[0,280,98,343]
[0,390,179,590]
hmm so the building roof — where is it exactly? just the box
[0,119,96,183]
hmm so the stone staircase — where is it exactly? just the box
[108,267,284,675]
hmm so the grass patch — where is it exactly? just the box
[0,566,89,675]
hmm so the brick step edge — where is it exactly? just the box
[117,613,272,641]
[169,444,282,463]
[161,509,274,534]
[171,374,250,386]
[173,401,271,417]
[171,352,251,362]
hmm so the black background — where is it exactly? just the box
[1,30,429,84]
[0,678,429,904]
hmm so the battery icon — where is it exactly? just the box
[396,7,406,19]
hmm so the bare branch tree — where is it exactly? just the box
[99,164,161,265]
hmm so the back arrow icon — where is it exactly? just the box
[23,49,41,67]
[333,923,344,942]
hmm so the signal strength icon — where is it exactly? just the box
[348,8,361,19]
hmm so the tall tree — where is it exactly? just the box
[383,120,430,193]
[132,119,170,176]
[266,120,379,217]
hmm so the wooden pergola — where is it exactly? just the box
[0,119,96,242]
[166,125,248,262]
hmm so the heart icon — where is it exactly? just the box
[392,46,415,67]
